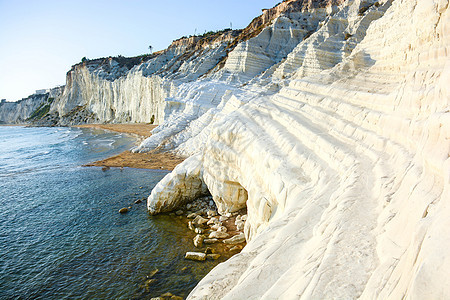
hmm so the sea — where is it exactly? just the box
[0,126,219,299]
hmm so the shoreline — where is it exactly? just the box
[76,123,185,171]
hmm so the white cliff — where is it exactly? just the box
[143,0,450,299]
[1,0,448,298]
[0,87,63,124]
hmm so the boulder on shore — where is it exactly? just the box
[119,207,128,214]
[185,252,206,261]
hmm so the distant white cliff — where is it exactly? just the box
[1,0,449,298]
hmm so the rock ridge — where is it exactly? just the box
[0,0,449,299]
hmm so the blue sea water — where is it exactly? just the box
[0,126,217,299]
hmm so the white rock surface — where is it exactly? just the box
[147,154,209,214]
[144,1,450,299]
[2,0,449,298]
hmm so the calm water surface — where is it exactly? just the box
[0,126,220,299]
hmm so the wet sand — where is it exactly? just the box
[77,123,185,170]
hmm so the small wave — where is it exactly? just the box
[26,151,51,159]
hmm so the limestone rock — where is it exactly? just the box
[193,234,204,248]
[209,231,229,239]
[187,212,198,219]
[187,221,195,231]
[147,155,209,214]
[185,252,206,261]
[216,226,228,233]
[194,227,204,234]
[235,221,245,231]
[192,215,208,226]
[207,210,217,217]
[223,233,246,244]
[207,254,221,260]
[203,238,219,244]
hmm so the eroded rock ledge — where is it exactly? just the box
[146,0,450,299]
[1,0,448,299]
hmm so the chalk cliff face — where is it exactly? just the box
[1,0,449,298]
[142,0,450,299]
[0,87,63,124]
[41,30,240,126]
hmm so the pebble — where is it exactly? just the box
[204,247,215,254]
[223,233,246,244]
[217,226,228,233]
[207,217,218,225]
[187,213,198,219]
[209,231,229,239]
[134,199,142,204]
[193,234,204,248]
[236,221,245,231]
[185,252,206,261]
[193,215,208,225]
[207,254,221,260]
[229,245,243,252]
[147,268,159,278]
[194,227,204,234]
[175,210,183,216]
[119,207,128,214]
[210,224,221,231]
[186,204,192,210]
[207,210,217,217]
[195,209,205,216]
[188,221,195,231]
[203,238,218,244]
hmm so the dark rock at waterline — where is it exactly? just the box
[185,252,206,261]
[101,166,110,171]
[119,207,129,214]
[204,238,218,244]
[207,253,221,260]
[205,247,215,254]
[152,292,183,300]
[193,234,204,248]
[134,199,142,204]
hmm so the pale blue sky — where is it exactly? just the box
[0,0,279,101]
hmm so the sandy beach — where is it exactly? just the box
[77,123,185,170]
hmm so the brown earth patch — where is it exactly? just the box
[76,123,185,170]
